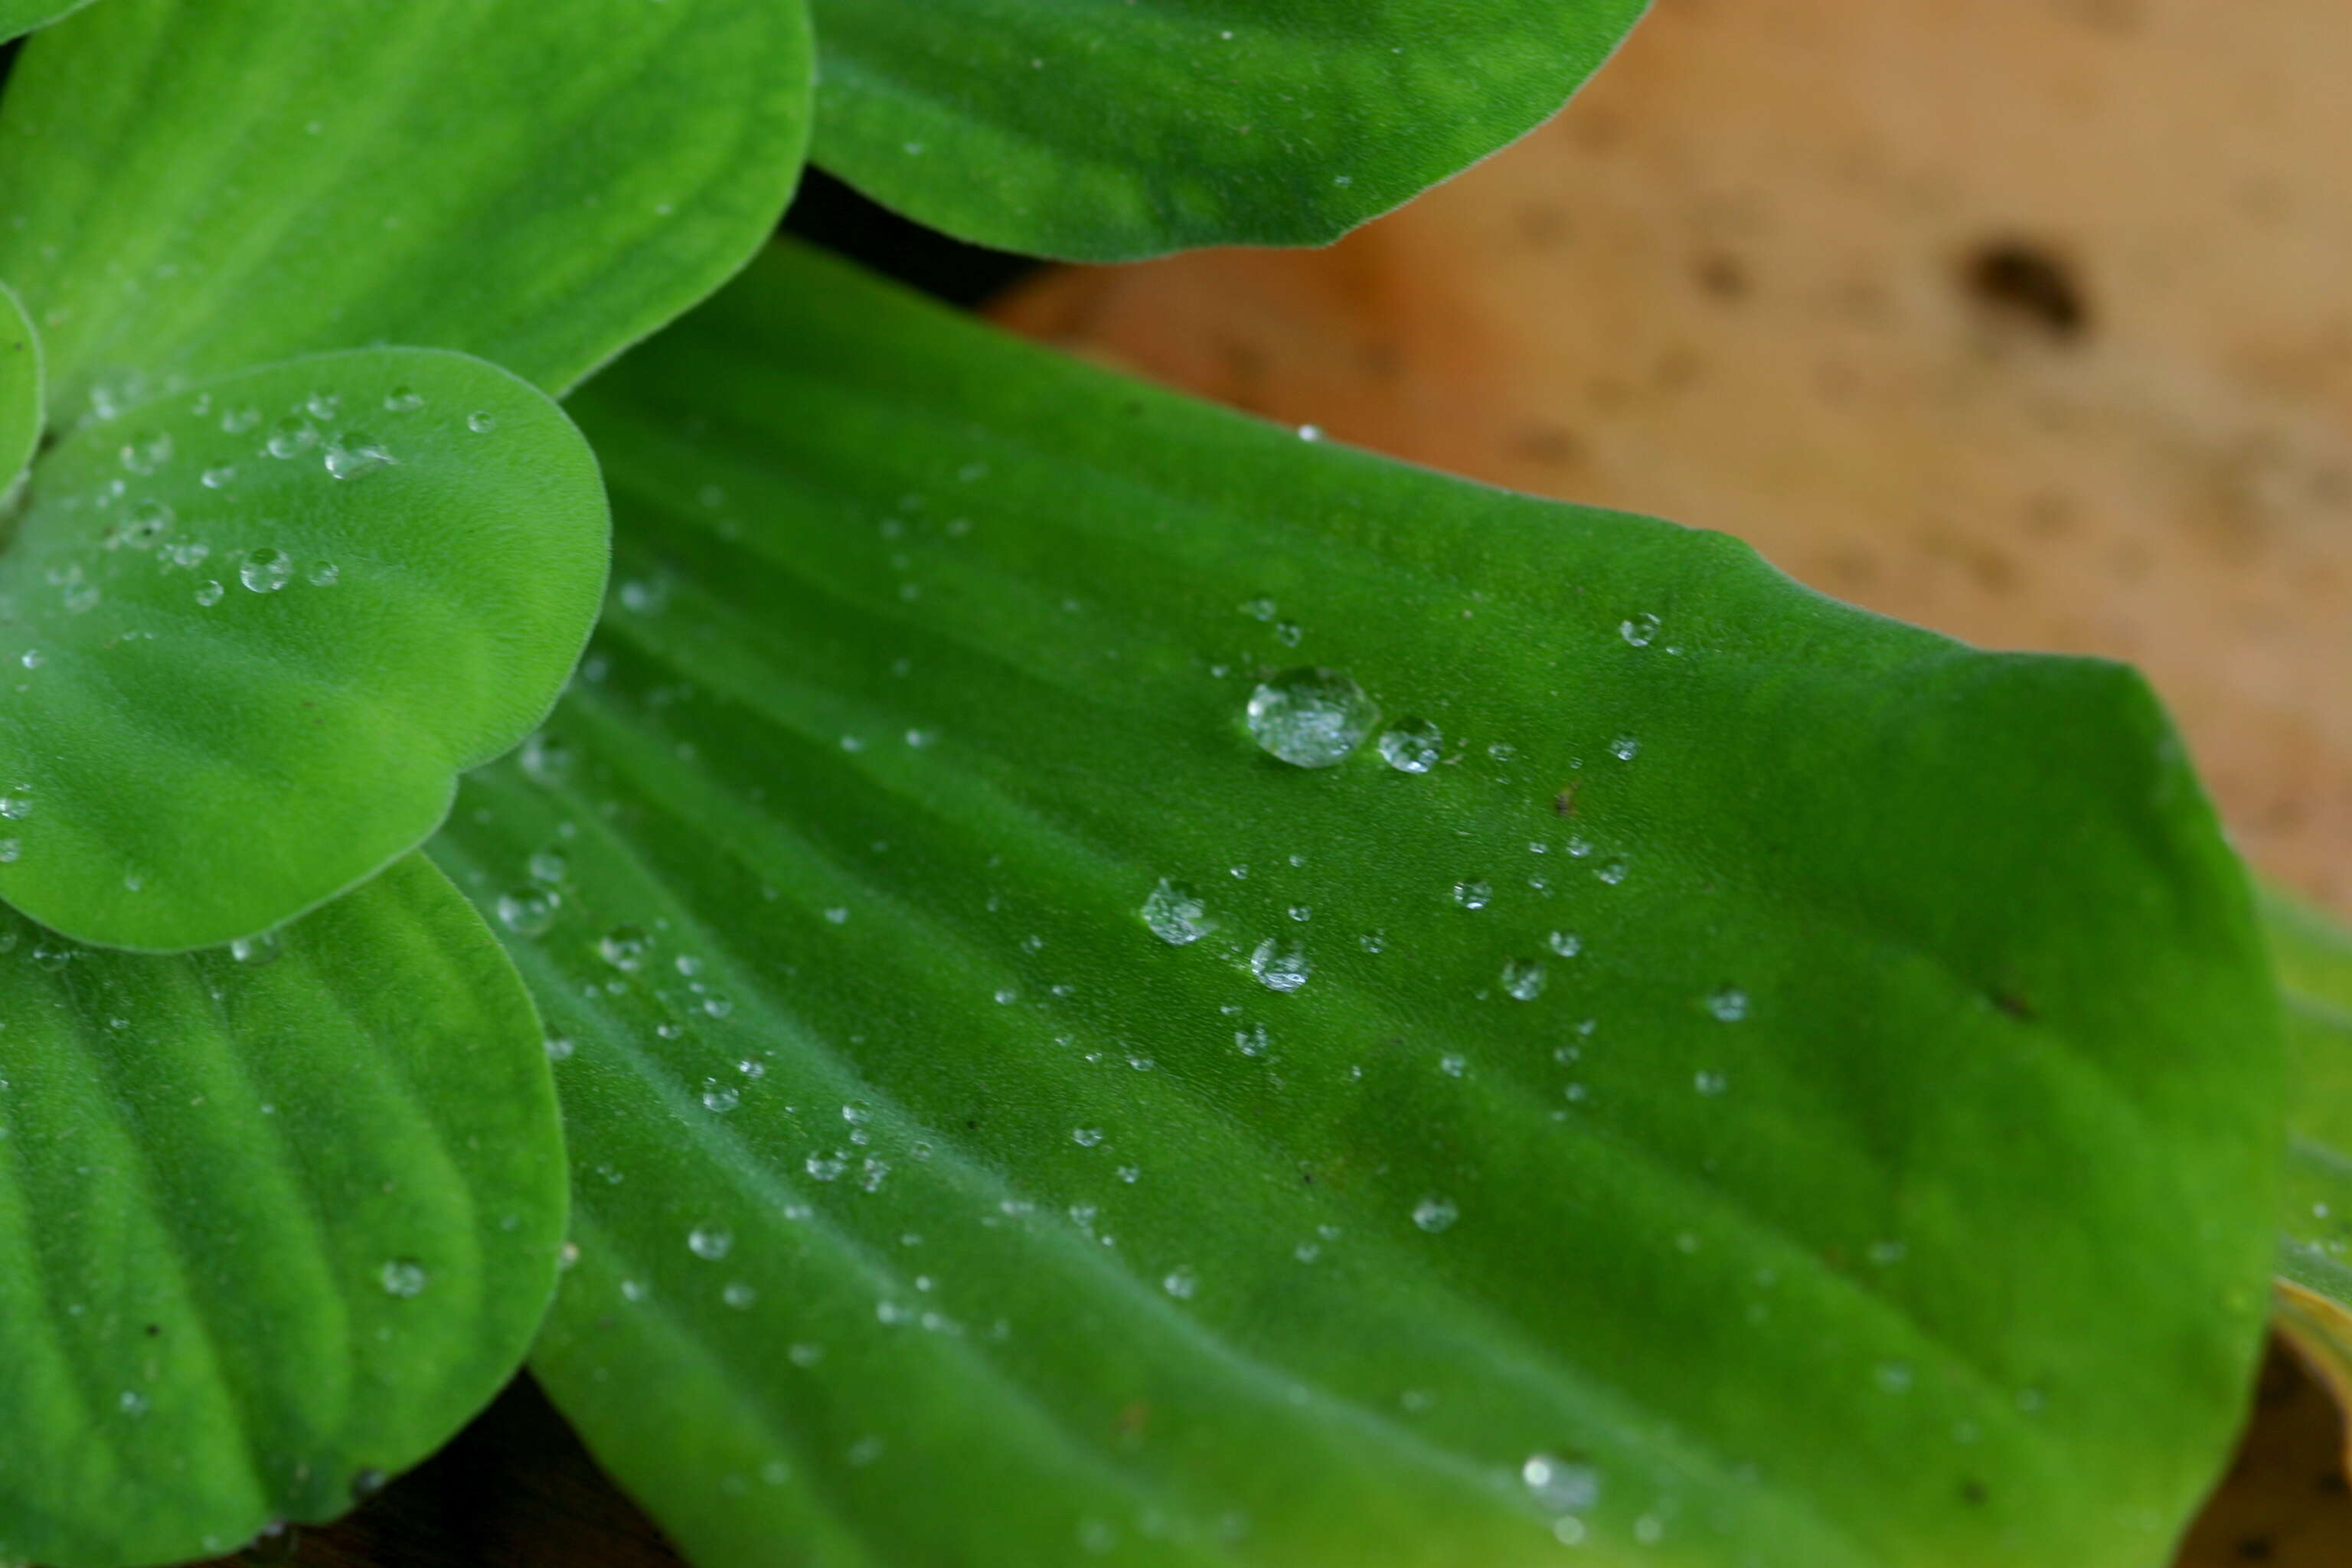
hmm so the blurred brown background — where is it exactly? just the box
[241,0,2352,1561]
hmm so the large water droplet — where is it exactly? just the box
[264,416,317,459]
[599,924,652,971]
[379,1259,429,1298]
[1501,959,1547,1001]
[1412,1196,1459,1233]
[1452,879,1491,910]
[324,431,395,479]
[1250,937,1312,993]
[1140,878,1213,946]
[229,930,283,965]
[688,1224,733,1260]
[1376,717,1442,773]
[496,886,560,937]
[1620,612,1661,648]
[1244,668,1377,768]
[194,580,226,606]
[518,731,574,786]
[240,549,292,593]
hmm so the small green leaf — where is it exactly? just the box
[0,279,36,496]
[0,853,567,1568]
[0,0,812,411]
[0,347,606,952]
[0,0,97,45]
[433,244,2280,1568]
[808,0,1651,260]
[2267,887,2352,1307]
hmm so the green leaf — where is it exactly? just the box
[433,243,2280,1567]
[0,347,606,952]
[0,852,567,1568]
[0,279,35,496]
[0,0,812,413]
[2267,887,2352,1308]
[0,0,96,45]
[808,0,1651,260]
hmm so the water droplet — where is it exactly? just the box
[1501,959,1547,1001]
[466,410,497,434]
[544,1035,575,1062]
[599,924,652,971]
[229,930,282,965]
[220,405,262,434]
[265,416,316,459]
[1244,668,1377,768]
[1695,1070,1729,1096]
[528,848,567,883]
[1452,879,1491,910]
[701,1080,740,1113]
[383,385,426,413]
[1875,1361,1914,1393]
[1140,878,1213,946]
[379,1259,429,1298]
[1359,930,1385,954]
[722,1281,756,1309]
[1547,931,1582,957]
[305,392,343,421]
[1707,986,1749,1022]
[10,651,31,671]
[240,548,292,593]
[1376,717,1442,773]
[518,731,574,786]
[1609,734,1640,761]
[194,580,225,606]
[1621,612,1661,648]
[1412,1196,1459,1233]
[1250,937,1312,993]
[118,429,172,475]
[0,838,19,863]
[1162,1267,1197,1299]
[164,540,210,570]
[306,560,340,587]
[1072,1127,1105,1148]
[1595,860,1628,887]
[119,1389,149,1417]
[1438,1053,1468,1077]
[200,464,237,489]
[118,499,174,548]
[324,431,395,479]
[495,886,559,937]
[688,1225,733,1260]
[1523,1454,1601,1514]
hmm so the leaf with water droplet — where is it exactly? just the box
[0,854,564,1566]
[427,246,2280,1568]
[0,347,606,950]
[0,0,812,402]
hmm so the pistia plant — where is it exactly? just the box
[0,2,2337,1566]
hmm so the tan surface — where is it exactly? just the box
[995,0,2352,919]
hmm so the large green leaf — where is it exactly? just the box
[0,0,812,413]
[0,853,567,1568]
[808,0,1651,260]
[0,346,606,952]
[0,279,34,496]
[433,244,2280,1567]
